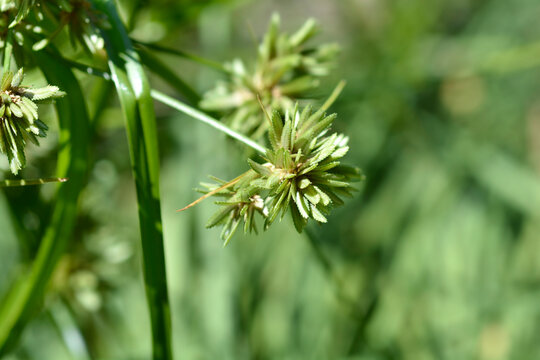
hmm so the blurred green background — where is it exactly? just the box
[2,0,540,359]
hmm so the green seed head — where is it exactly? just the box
[204,103,362,244]
[0,68,65,174]
[200,14,339,140]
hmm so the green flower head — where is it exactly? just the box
[0,68,65,174]
[200,13,339,140]
[253,104,362,232]
[202,103,363,244]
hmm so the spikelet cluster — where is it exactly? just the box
[200,14,339,140]
[203,104,362,244]
[33,0,106,53]
[1,0,104,54]
[0,68,64,174]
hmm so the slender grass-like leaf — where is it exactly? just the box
[137,47,200,105]
[91,1,172,359]
[87,78,114,127]
[0,50,90,355]
[133,40,228,73]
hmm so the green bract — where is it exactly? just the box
[0,68,64,174]
[200,13,339,140]
[204,104,362,244]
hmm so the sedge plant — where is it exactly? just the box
[0,3,362,359]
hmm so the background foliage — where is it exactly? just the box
[2,0,540,359]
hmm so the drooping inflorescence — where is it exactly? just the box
[0,68,65,174]
[200,104,362,244]
[200,14,339,140]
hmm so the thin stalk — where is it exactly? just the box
[92,1,172,359]
[151,89,267,154]
[133,40,228,73]
[0,177,68,187]
[320,80,346,112]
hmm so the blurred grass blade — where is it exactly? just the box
[471,146,540,216]
[133,40,228,73]
[49,53,111,81]
[87,77,114,126]
[91,1,173,359]
[47,300,91,360]
[0,50,90,355]
[0,177,68,187]
[137,46,200,105]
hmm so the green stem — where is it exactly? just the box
[151,89,268,154]
[92,1,172,359]
[0,177,68,187]
[320,80,346,112]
